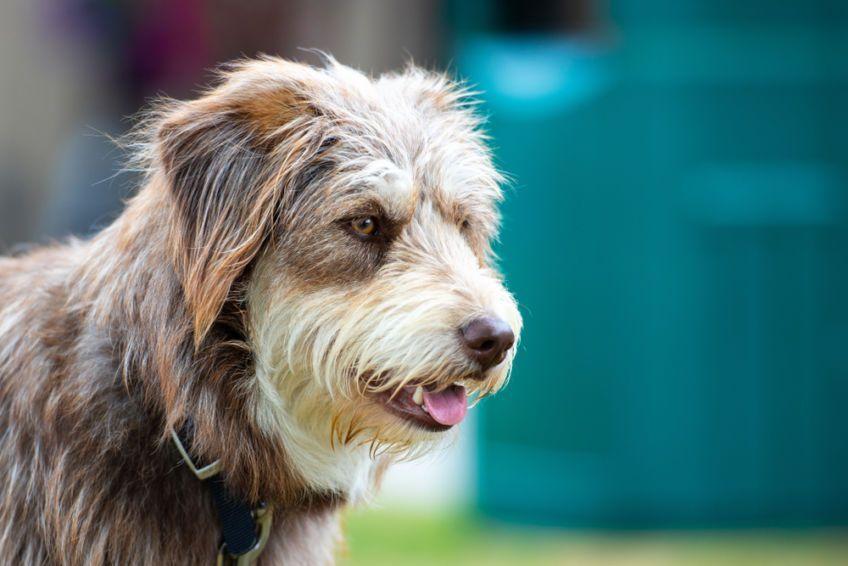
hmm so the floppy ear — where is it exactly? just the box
[156,62,327,346]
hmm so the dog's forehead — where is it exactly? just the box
[353,159,416,218]
[293,63,505,224]
[353,152,497,225]
[346,119,500,214]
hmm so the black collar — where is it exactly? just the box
[171,423,273,565]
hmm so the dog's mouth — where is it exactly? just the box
[376,383,468,432]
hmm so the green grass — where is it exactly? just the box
[341,508,848,566]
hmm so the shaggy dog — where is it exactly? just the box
[0,56,521,564]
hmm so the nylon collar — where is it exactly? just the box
[171,424,273,565]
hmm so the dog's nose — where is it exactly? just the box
[460,316,515,371]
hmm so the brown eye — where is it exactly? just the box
[350,216,379,238]
[461,219,471,230]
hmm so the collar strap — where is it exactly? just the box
[171,426,273,565]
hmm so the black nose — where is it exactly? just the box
[460,316,515,371]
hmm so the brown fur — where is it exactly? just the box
[0,56,520,564]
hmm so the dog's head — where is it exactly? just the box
[149,57,521,468]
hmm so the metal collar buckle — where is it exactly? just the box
[217,503,274,566]
[170,428,222,480]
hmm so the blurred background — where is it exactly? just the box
[2,0,848,564]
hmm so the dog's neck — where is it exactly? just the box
[76,183,373,509]
[249,372,380,502]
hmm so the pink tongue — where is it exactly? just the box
[422,385,468,426]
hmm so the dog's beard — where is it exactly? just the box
[248,265,520,459]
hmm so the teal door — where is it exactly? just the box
[460,5,848,527]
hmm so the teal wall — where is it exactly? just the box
[457,2,848,527]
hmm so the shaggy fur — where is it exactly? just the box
[0,56,521,564]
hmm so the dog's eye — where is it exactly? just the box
[349,216,380,238]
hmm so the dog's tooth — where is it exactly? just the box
[412,385,424,405]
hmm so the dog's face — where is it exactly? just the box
[153,58,521,460]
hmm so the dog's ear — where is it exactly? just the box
[156,59,329,346]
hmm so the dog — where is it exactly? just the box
[0,56,521,564]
